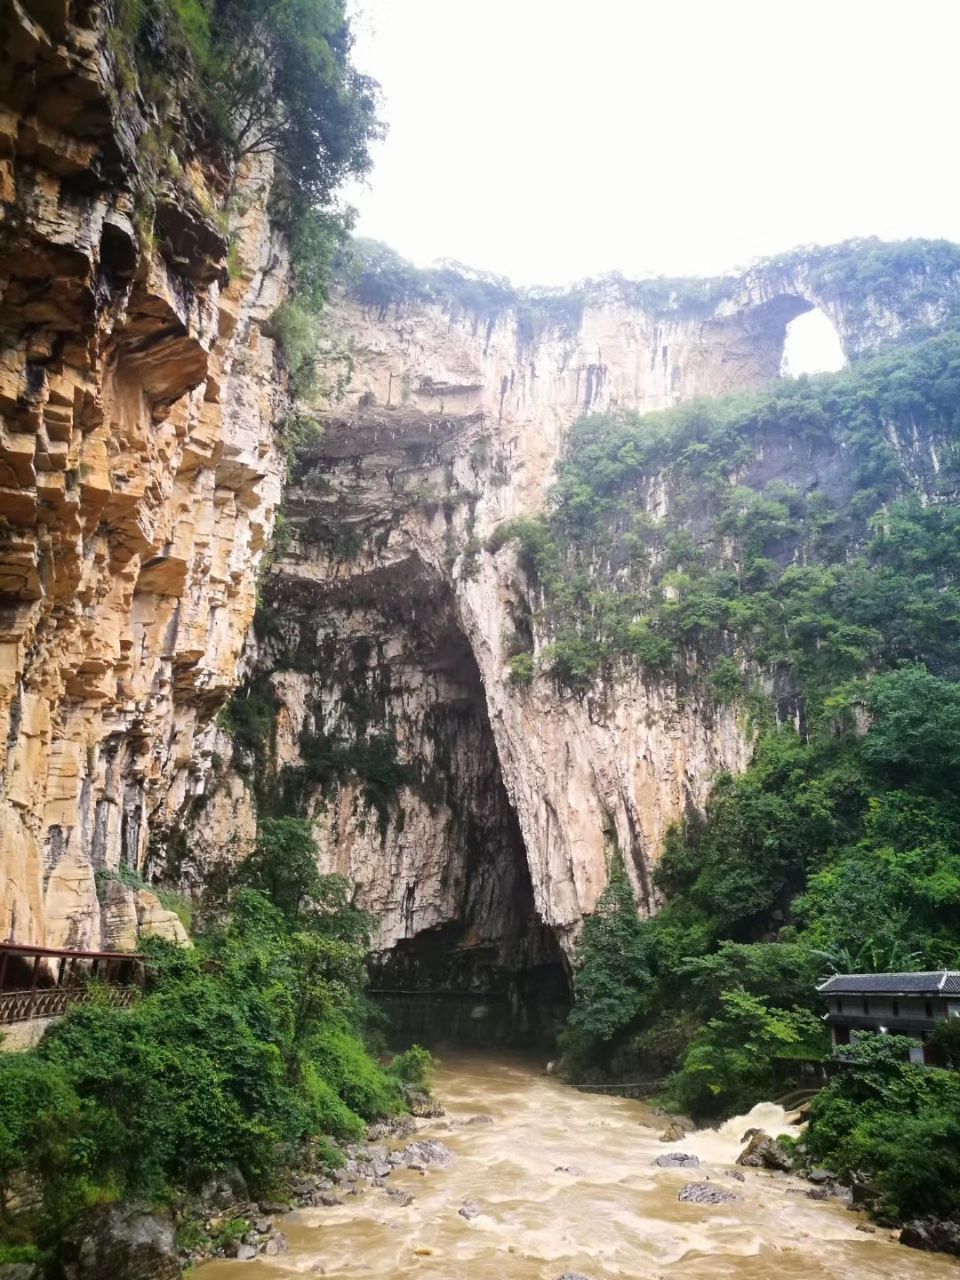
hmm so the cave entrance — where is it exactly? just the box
[274,551,569,1047]
[780,305,846,377]
[366,621,571,1048]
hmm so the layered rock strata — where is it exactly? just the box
[0,1,287,947]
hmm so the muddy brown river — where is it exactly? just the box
[197,1053,958,1279]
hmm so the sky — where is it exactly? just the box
[345,0,960,291]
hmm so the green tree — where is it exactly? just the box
[862,665,960,792]
[929,1016,960,1069]
[808,1035,960,1219]
[560,858,653,1062]
[668,989,826,1118]
[240,817,323,919]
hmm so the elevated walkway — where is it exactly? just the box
[0,941,143,1027]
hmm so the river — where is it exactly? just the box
[197,1052,958,1279]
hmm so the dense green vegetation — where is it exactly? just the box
[547,321,960,1221]
[0,820,427,1253]
[806,1036,960,1220]
[765,238,960,344]
[337,239,588,348]
[494,328,960,700]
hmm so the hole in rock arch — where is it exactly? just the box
[780,306,846,378]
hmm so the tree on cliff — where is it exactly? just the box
[205,0,382,202]
[560,857,654,1065]
[125,0,381,206]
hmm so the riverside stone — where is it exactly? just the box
[901,1218,960,1256]
[736,1132,793,1172]
[59,1205,182,1280]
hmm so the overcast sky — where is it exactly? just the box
[345,0,960,289]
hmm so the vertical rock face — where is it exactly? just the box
[273,290,768,940]
[177,261,901,1024]
[0,2,287,947]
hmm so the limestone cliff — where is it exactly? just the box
[0,0,287,947]
[182,245,960,1031]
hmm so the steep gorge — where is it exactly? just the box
[172,244,960,1037]
[5,2,960,1044]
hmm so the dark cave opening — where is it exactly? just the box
[269,552,570,1047]
[366,628,571,1047]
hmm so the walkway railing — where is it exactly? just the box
[0,942,144,1026]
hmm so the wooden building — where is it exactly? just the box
[818,971,960,1064]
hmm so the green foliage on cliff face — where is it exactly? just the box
[765,238,960,342]
[555,323,960,1205]
[220,676,279,779]
[336,240,587,344]
[120,0,379,203]
[496,328,960,698]
[0,823,415,1248]
[287,724,415,841]
[115,0,379,383]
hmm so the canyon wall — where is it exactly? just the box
[0,1,287,948]
[182,251,959,1022]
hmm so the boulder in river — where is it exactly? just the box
[678,1182,741,1205]
[458,1199,482,1220]
[402,1085,445,1118]
[735,1131,793,1172]
[654,1152,700,1169]
[658,1121,687,1143]
[900,1218,960,1256]
[403,1139,455,1169]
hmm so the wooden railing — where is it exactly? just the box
[0,984,138,1025]
[0,941,144,1026]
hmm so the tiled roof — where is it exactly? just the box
[817,971,960,996]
